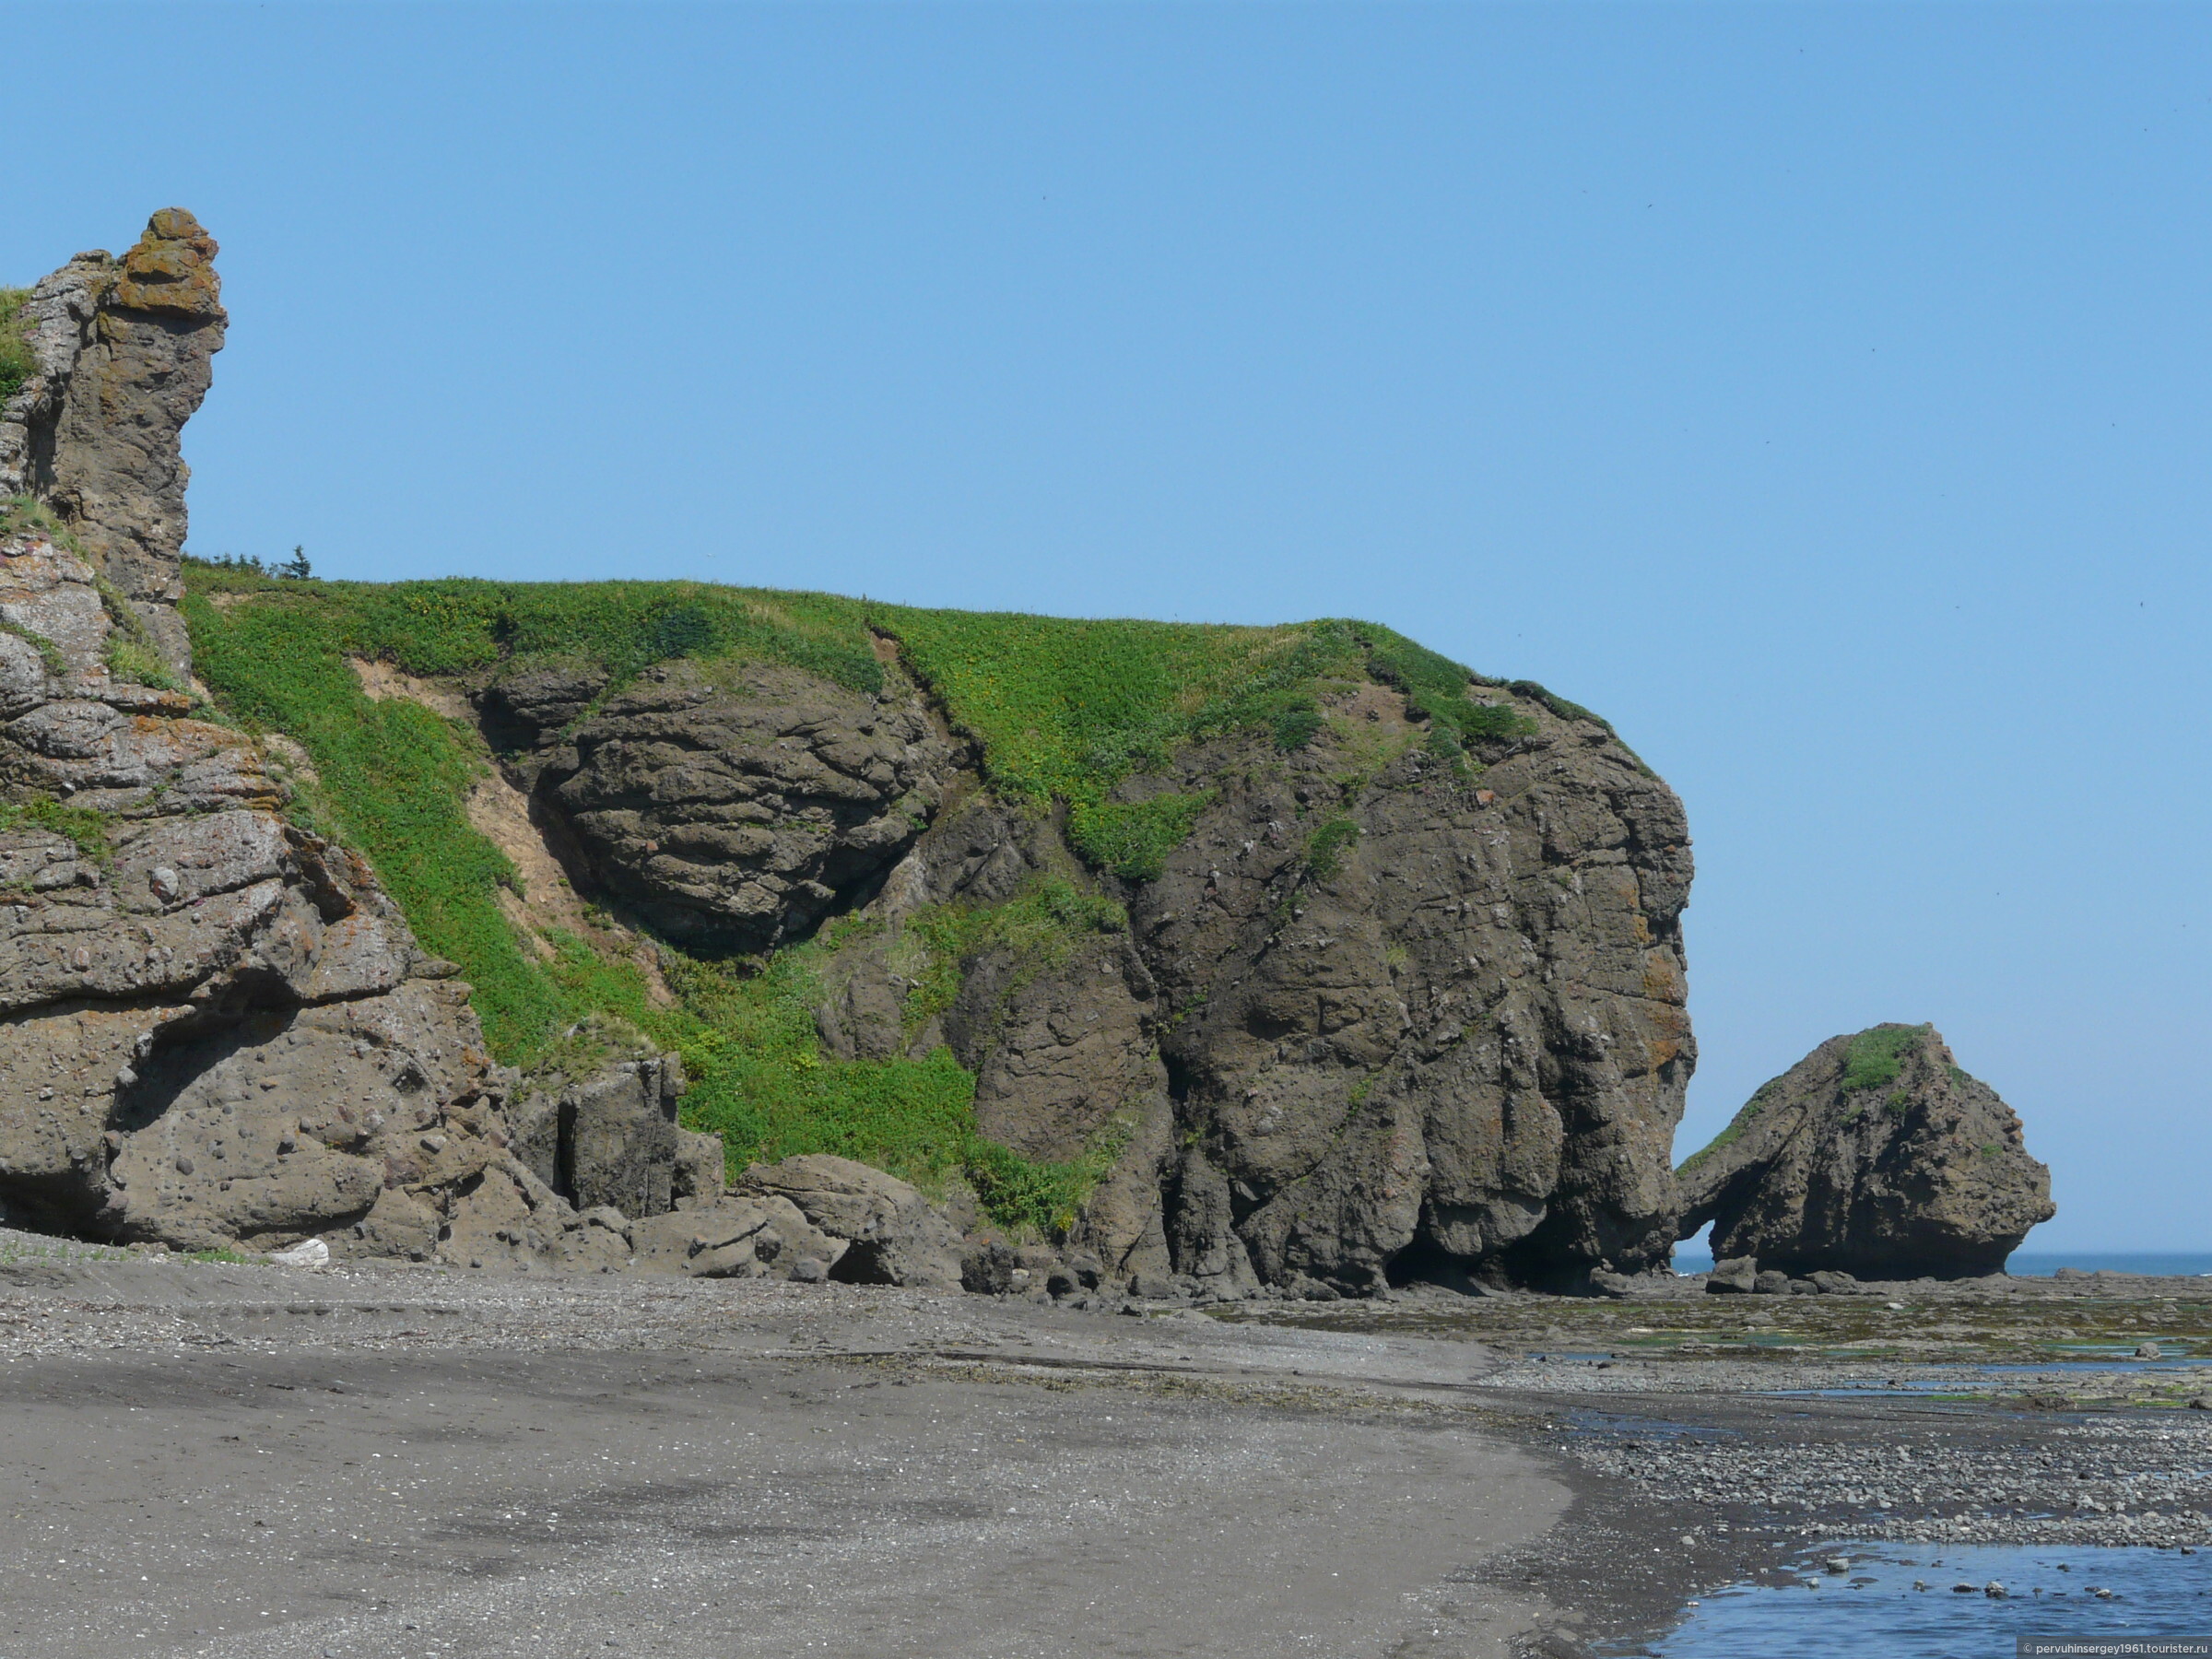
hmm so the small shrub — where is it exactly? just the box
[1303,813,1360,882]
[648,602,715,662]
[1069,792,1213,882]
[1272,700,1324,751]
[965,1127,1126,1240]
[1840,1024,1930,1094]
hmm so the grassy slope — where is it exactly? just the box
[179,567,1544,1234]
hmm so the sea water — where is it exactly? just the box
[1638,1542,2212,1657]
[1668,1250,2212,1278]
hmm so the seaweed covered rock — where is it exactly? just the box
[1676,1023,2053,1279]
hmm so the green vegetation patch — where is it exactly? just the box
[92,573,186,692]
[182,579,559,1059]
[1302,812,1360,882]
[0,794,114,866]
[180,571,1580,888]
[1840,1024,1931,1095]
[0,288,32,406]
[180,573,1126,1237]
[181,564,885,696]
[900,876,1126,1038]
[0,494,77,550]
[1356,621,1535,746]
[1068,791,1214,881]
[0,615,65,677]
[179,569,1616,1235]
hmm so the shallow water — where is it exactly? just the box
[1637,1542,2212,1657]
[1669,1250,2212,1278]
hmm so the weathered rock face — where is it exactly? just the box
[0,531,507,1252]
[482,657,960,950]
[0,209,227,673]
[0,217,710,1266]
[735,1153,964,1289]
[510,1055,687,1217]
[629,1190,847,1280]
[1676,1023,2053,1279]
[1135,704,1690,1293]
[806,683,1695,1294]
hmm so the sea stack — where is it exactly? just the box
[1676,1023,2053,1279]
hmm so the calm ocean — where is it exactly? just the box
[1668,1250,2212,1277]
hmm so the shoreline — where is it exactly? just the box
[2,1253,2206,1657]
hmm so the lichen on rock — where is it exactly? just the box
[0,209,228,675]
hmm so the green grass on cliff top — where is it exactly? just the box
[179,567,1554,877]
[178,566,1577,1234]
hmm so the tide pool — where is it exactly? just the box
[1636,1542,2211,1658]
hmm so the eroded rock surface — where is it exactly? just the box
[813,681,1694,1295]
[0,208,227,672]
[1138,701,1689,1292]
[735,1153,963,1289]
[0,530,523,1254]
[1676,1023,2053,1278]
[484,658,960,950]
[0,217,717,1267]
[511,1055,687,1218]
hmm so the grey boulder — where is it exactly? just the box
[735,1154,962,1289]
[629,1194,846,1280]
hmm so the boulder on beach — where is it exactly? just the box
[1676,1023,2053,1279]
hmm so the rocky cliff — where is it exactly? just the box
[1677,1023,2053,1278]
[0,208,226,674]
[449,610,1697,1293]
[5,210,1701,1294]
[0,215,689,1269]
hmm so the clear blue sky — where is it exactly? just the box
[10,3,2206,1251]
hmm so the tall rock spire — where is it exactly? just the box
[0,208,227,671]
